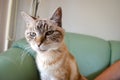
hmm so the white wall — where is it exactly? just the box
[15,0,34,40]
[37,0,120,40]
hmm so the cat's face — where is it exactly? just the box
[21,7,64,52]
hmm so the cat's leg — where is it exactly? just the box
[40,73,50,80]
[80,75,88,80]
[40,76,48,80]
[51,77,67,80]
[69,59,87,80]
[51,70,69,80]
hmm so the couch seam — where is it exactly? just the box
[108,41,112,65]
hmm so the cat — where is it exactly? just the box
[21,7,87,80]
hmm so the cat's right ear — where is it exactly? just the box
[21,11,35,27]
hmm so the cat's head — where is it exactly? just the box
[21,7,65,52]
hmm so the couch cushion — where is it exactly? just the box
[64,32,110,79]
[0,48,39,80]
[109,41,120,64]
[12,39,36,58]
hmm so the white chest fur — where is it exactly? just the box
[35,50,66,79]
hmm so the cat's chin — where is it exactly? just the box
[34,49,46,53]
[37,47,58,53]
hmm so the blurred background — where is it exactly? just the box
[0,0,120,52]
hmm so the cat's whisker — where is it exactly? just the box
[20,45,31,64]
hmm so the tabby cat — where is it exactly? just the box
[21,7,87,80]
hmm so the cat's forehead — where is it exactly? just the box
[36,19,56,26]
[33,19,60,33]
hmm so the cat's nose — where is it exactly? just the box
[38,43,41,47]
[35,36,44,47]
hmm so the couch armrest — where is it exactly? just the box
[110,41,120,64]
[0,47,39,80]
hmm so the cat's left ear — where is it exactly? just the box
[21,11,35,27]
[50,7,62,27]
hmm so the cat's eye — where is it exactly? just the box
[46,31,54,35]
[30,32,36,37]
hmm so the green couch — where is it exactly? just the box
[0,32,120,80]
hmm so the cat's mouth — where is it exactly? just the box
[31,43,47,52]
[38,46,48,52]
[39,48,47,52]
